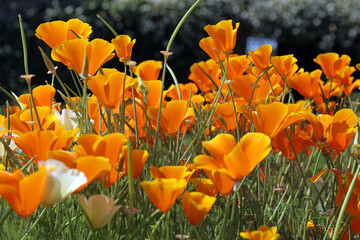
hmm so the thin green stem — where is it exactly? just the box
[18,14,29,75]
[21,207,47,240]
[149,212,167,240]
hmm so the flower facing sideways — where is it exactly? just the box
[248,44,272,71]
[0,167,48,217]
[51,38,114,77]
[181,191,216,226]
[79,194,121,229]
[111,34,136,63]
[140,178,187,212]
[35,18,92,49]
[195,133,271,181]
[204,19,240,55]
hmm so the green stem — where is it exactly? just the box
[21,207,47,240]
[18,14,29,75]
[0,208,12,229]
[131,210,159,239]
[218,195,232,239]
[149,212,167,240]
[97,14,119,37]
[131,85,139,145]
[127,138,135,213]
[191,225,202,239]
[27,83,42,130]
[166,64,182,100]
[165,0,203,52]
[153,0,203,158]
[165,211,170,240]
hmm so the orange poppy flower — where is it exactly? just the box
[248,44,272,71]
[299,108,357,151]
[86,96,108,134]
[327,109,358,151]
[223,55,252,80]
[240,226,280,240]
[313,81,342,107]
[351,217,360,235]
[12,130,58,164]
[150,165,194,183]
[51,38,115,77]
[288,69,322,99]
[181,191,216,226]
[8,106,58,134]
[190,178,218,197]
[139,178,187,212]
[204,169,234,195]
[191,94,205,110]
[0,167,48,217]
[167,83,198,101]
[74,133,126,166]
[195,133,271,181]
[199,37,227,62]
[18,85,56,109]
[230,74,272,104]
[214,102,239,131]
[313,52,350,78]
[271,54,298,78]
[335,66,360,97]
[73,133,127,186]
[74,156,112,192]
[137,80,169,107]
[188,59,220,93]
[52,126,78,150]
[335,66,356,86]
[147,100,194,134]
[132,60,162,80]
[222,133,271,181]
[47,149,81,167]
[35,18,92,48]
[204,20,240,55]
[88,68,134,108]
[111,34,136,63]
[240,102,305,138]
[272,128,314,160]
[124,149,149,179]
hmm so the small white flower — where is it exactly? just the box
[79,194,121,229]
[52,109,78,131]
[39,159,87,206]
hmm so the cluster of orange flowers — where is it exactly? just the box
[0,17,359,238]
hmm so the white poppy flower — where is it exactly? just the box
[52,109,78,131]
[39,159,87,206]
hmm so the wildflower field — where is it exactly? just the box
[1,1,360,239]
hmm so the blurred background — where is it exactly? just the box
[1,0,360,105]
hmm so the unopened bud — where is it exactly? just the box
[80,49,90,79]
[38,46,57,74]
